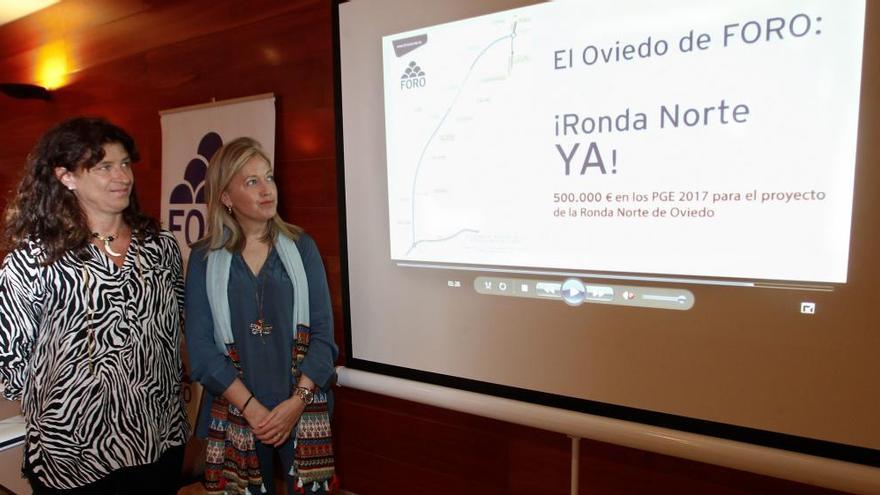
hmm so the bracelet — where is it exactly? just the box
[241,394,254,413]
[293,386,315,405]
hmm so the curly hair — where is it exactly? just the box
[2,117,159,264]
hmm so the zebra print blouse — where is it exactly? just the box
[0,231,189,489]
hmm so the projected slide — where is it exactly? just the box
[382,0,864,283]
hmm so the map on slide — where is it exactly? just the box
[384,11,530,260]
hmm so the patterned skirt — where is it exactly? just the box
[204,326,336,494]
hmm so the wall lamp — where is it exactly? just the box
[0,83,52,100]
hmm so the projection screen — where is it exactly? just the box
[337,0,878,465]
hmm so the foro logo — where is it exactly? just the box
[168,132,222,245]
[400,61,426,90]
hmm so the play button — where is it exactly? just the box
[561,278,586,306]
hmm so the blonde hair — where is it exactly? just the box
[201,136,301,252]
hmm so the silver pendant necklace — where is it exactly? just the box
[92,232,122,257]
[249,273,273,338]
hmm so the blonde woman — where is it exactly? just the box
[185,137,337,494]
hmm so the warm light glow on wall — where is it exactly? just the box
[291,116,324,155]
[35,40,69,89]
[262,46,282,66]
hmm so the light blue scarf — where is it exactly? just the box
[205,233,310,355]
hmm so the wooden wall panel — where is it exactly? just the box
[333,388,849,495]
[0,1,854,494]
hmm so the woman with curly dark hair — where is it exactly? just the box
[0,117,189,494]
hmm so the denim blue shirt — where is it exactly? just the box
[185,233,337,437]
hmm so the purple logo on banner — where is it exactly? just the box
[168,132,222,246]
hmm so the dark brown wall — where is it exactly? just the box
[0,1,849,494]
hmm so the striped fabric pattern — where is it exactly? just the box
[0,232,190,489]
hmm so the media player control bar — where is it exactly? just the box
[473,276,694,310]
